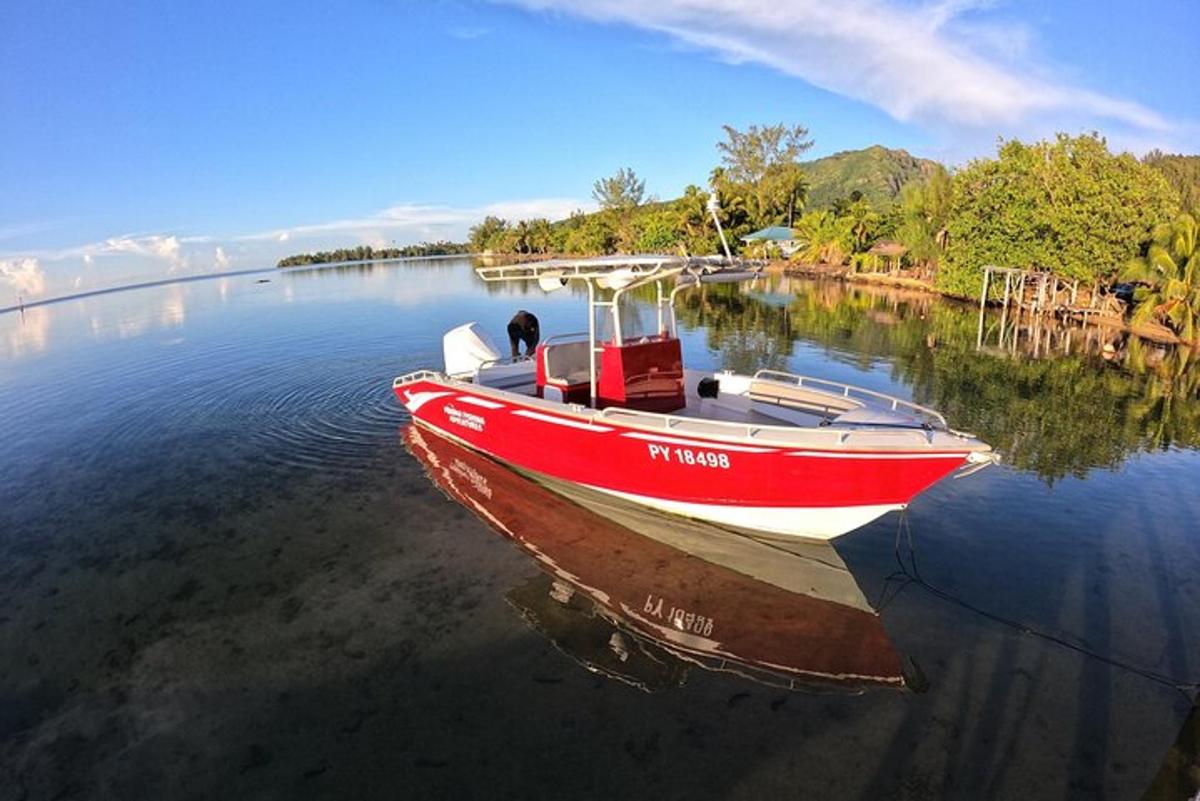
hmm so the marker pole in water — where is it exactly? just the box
[707,193,733,262]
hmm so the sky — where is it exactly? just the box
[2,0,1197,301]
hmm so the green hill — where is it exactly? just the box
[1142,151,1200,214]
[802,145,943,209]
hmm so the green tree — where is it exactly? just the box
[672,185,721,255]
[562,213,616,255]
[592,167,645,210]
[1122,213,1200,340]
[525,218,554,253]
[716,123,813,185]
[1143,151,1200,216]
[634,210,681,252]
[716,123,814,230]
[792,210,851,265]
[895,165,952,268]
[762,162,809,227]
[843,196,882,252]
[940,133,1178,297]
[469,216,509,252]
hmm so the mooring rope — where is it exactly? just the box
[882,513,1200,699]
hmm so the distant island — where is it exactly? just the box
[277,241,470,268]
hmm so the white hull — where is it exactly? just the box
[579,484,904,541]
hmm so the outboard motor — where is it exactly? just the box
[443,322,502,378]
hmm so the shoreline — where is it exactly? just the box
[771,260,1182,346]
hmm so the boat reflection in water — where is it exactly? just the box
[404,423,914,693]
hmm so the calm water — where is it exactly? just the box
[1,259,1198,800]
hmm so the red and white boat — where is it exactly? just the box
[394,255,994,541]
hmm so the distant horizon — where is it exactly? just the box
[2,0,1197,301]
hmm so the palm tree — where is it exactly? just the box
[792,210,851,265]
[843,197,882,252]
[1122,213,1199,341]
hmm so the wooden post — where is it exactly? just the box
[999,272,1012,347]
[977,266,991,349]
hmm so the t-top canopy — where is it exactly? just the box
[475,254,763,291]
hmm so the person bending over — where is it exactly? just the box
[507,310,540,358]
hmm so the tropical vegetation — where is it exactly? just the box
[278,241,469,267]
[938,133,1178,298]
[1122,213,1199,340]
[287,122,1200,343]
[1143,151,1200,216]
[673,279,1200,480]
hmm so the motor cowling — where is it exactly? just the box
[443,322,502,378]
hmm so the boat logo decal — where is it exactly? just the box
[403,390,453,412]
[445,404,486,432]
[449,458,492,498]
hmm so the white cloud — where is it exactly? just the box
[493,0,1172,134]
[0,258,47,298]
[239,198,591,243]
[0,196,593,301]
[100,235,186,270]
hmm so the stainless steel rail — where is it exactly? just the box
[393,369,445,388]
[752,370,949,429]
[597,405,939,448]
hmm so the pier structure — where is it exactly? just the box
[975,266,1127,357]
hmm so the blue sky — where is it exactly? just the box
[2,0,1197,300]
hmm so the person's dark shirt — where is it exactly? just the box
[507,310,540,357]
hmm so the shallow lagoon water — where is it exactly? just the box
[1,259,1198,799]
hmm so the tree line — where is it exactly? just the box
[471,125,1199,342]
[277,241,470,267]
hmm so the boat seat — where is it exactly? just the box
[556,369,592,386]
[748,380,864,416]
[542,341,592,386]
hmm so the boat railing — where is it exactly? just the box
[598,406,937,448]
[393,369,445,388]
[477,354,535,370]
[542,331,591,346]
[751,370,949,430]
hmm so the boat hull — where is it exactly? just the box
[396,378,973,540]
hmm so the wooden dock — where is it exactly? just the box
[974,266,1146,356]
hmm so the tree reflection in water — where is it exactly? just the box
[673,277,1200,482]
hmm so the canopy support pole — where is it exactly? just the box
[587,280,597,408]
